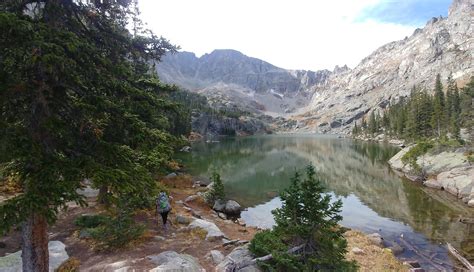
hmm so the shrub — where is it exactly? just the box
[90,212,144,250]
[249,165,357,271]
[401,141,434,173]
[205,171,225,205]
[74,214,107,229]
[88,200,145,250]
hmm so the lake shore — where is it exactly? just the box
[0,173,409,271]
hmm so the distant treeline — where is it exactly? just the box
[353,75,474,142]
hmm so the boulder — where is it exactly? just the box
[216,245,261,272]
[76,186,100,198]
[176,215,192,225]
[423,179,442,189]
[213,199,226,212]
[184,195,199,203]
[389,242,404,255]
[468,199,474,207]
[0,241,69,272]
[189,219,225,241]
[367,233,384,247]
[148,251,205,272]
[224,200,242,215]
[209,250,225,265]
[436,166,474,199]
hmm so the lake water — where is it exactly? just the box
[178,135,474,270]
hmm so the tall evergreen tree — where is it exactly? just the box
[0,1,182,270]
[460,77,474,144]
[431,74,445,137]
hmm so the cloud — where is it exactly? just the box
[138,0,445,71]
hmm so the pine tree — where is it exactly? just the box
[431,74,445,137]
[460,77,474,144]
[250,166,357,271]
[368,111,377,135]
[352,121,360,135]
[0,1,181,270]
[207,171,225,204]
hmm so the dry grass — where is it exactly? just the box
[56,257,81,272]
[345,230,409,272]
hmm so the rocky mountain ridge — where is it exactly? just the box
[157,0,473,133]
[157,49,332,116]
[299,0,473,133]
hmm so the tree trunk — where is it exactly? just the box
[21,213,49,272]
[98,185,109,205]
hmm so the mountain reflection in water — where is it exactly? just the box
[179,135,474,269]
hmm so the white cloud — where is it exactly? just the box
[138,0,416,71]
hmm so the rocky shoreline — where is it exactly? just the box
[389,146,474,207]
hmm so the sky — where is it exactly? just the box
[138,0,452,71]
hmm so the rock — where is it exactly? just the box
[191,210,202,219]
[468,199,474,207]
[213,199,226,212]
[165,172,177,179]
[218,212,227,220]
[389,242,404,255]
[176,215,192,225]
[224,200,242,215]
[236,218,246,226]
[184,195,199,203]
[154,236,166,241]
[351,247,364,255]
[367,233,384,247]
[216,245,261,272]
[76,186,100,198]
[148,251,205,272]
[79,229,92,239]
[0,242,6,248]
[209,250,225,265]
[404,260,421,268]
[180,146,192,152]
[423,179,442,189]
[0,241,69,272]
[189,219,225,241]
[436,166,474,199]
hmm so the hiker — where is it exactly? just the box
[156,191,172,229]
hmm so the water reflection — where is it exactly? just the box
[179,135,474,268]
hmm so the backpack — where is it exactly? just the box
[156,192,171,213]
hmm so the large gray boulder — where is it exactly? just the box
[224,200,242,215]
[0,241,69,272]
[148,251,205,272]
[436,166,474,201]
[216,245,261,272]
[213,199,226,212]
[188,219,225,241]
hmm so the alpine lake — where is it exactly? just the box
[177,135,474,270]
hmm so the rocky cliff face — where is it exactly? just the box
[157,0,473,133]
[298,0,473,133]
[157,49,331,116]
